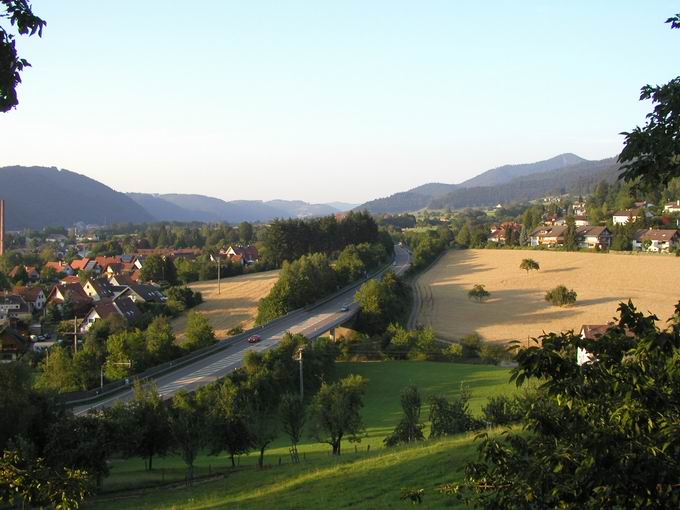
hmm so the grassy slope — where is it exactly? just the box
[87,361,515,509]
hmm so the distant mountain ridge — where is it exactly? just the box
[0,166,154,230]
[357,154,618,214]
[0,165,351,229]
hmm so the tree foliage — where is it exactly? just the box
[451,301,680,509]
[468,284,490,303]
[619,15,680,189]
[0,0,46,112]
[384,385,425,447]
[545,285,577,307]
[519,258,540,273]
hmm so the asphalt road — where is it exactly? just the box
[74,245,410,415]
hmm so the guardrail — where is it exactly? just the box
[62,252,402,408]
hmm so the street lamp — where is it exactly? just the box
[293,346,305,400]
[101,360,132,389]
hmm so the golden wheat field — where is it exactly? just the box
[414,249,680,344]
[172,270,279,342]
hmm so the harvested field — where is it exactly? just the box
[172,270,278,342]
[414,249,680,344]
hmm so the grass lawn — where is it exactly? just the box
[86,361,516,509]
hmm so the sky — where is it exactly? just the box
[0,1,678,204]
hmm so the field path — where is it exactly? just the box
[172,270,279,342]
[416,249,680,344]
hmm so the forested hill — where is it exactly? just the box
[358,154,618,213]
[429,157,619,209]
[0,166,153,229]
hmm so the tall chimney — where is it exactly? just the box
[0,199,5,257]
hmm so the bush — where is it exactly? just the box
[480,343,508,365]
[482,395,522,426]
[545,285,577,306]
[467,284,490,303]
[443,343,464,360]
[460,333,483,358]
[428,385,482,437]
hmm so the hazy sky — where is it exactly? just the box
[1,1,677,204]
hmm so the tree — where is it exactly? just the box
[0,450,90,510]
[564,216,578,251]
[168,392,206,486]
[279,393,305,463]
[184,311,216,350]
[105,330,146,378]
[0,361,33,450]
[428,386,480,438]
[208,378,253,467]
[384,385,425,447]
[115,382,173,472]
[468,284,490,303]
[545,285,577,307]
[450,302,680,509]
[140,254,177,285]
[238,221,254,243]
[519,258,540,274]
[618,15,680,190]
[0,0,46,112]
[145,316,177,364]
[308,374,367,455]
[35,346,79,393]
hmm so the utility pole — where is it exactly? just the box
[217,255,221,295]
[294,346,305,400]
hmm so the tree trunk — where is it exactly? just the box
[230,453,235,467]
[148,454,153,471]
[258,446,266,469]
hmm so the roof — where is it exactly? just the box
[49,283,92,304]
[576,225,611,237]
[95,256,122,268]
[88,296,142,324]
[580,324,613,340]
[44,261,68,272]
[125,284,166,302]
[109,274,136,286]
[59,275,81,284]
[0,294,30,313]
[613,208,643,217]
[530,225,568,237]
[665,200,680,208]
[12,286,45,302]
[69,258,91,271]
[86,278,116,298]
[634,228,680,242]
[0,326,29,354]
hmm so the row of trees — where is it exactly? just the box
[256,243,391,324]
[261,211,388,266]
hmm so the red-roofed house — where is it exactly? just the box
[44,261,74,276]
[12,286,47,312]
[9,265,40,282]
[223,245,260,265]
[47,283,93,318]
[632,229,680,253]
[80,297,142,332]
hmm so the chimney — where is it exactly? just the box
[0,199,4,257]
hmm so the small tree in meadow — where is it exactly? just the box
[545,285,577,307]
[519,258,540,274]
[468,284,490,303]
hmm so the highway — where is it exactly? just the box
[74,245,410,415]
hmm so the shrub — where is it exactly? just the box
[460,333,483,358]
[468,284,490,303]
[545,285,577,306]
[519,258,540,273]
[480,343,508,365]
[428,385,482,437]
[443,343,464,360]
[482,395,522,426]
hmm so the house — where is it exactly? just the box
[574,215,589,227]
[69,258,100,273]
[542,215,565,226]
[82,278,118,301]
[0,294,32,321]
[572,202,587,216]
[530,225,567,247]
[80,296,142,332]
[108,273,137,287]
[577,324,612,365]
[632,229,680,253]
[117,283,166,304]
[612,208,653,225]
[44,261,74,276]
[223,245,260,264]
[663,200,680,214]
[487,222,523,245]
[12,287,47,312]
[46,283,93,318]
[0,324,29,362]
[9,265,40,282]
[576,226,612,250]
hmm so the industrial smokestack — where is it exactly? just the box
[0,199,4,257]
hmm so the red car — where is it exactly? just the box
[248,335,262,344]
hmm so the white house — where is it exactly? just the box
[632,229,680,253]
[612,208,653,225]
[663,200,680,214]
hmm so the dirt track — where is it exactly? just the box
[414,249,680,344]
[172,270,278,342]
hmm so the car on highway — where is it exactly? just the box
[248,335,262,344]
[340,305,350,312]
